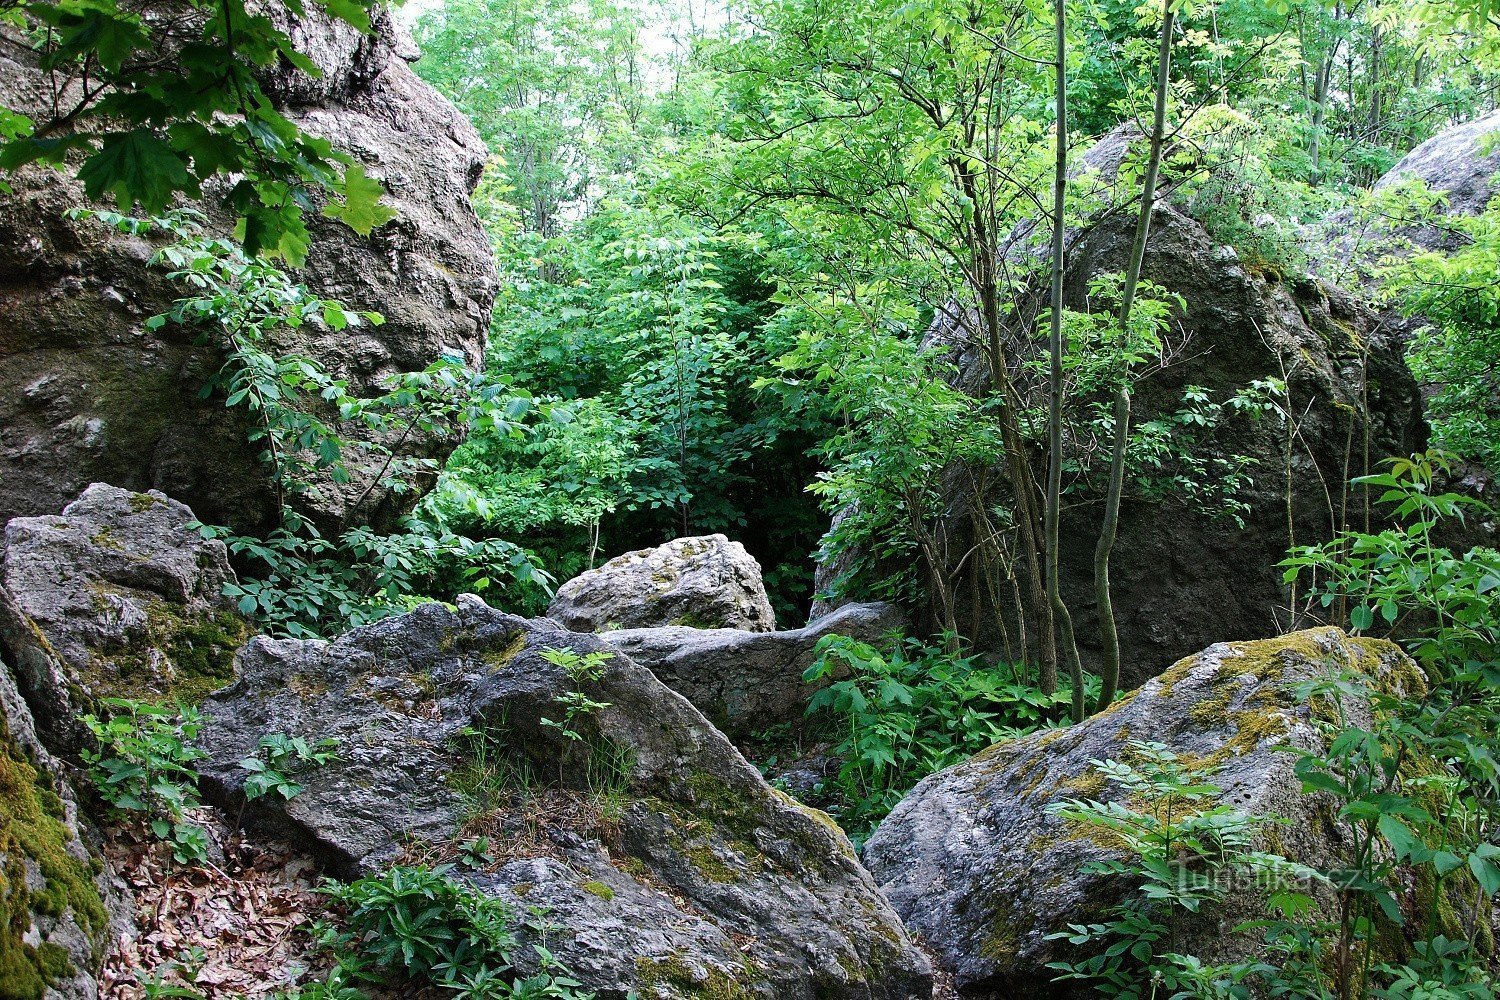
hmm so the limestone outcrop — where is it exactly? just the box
[194,597,931,1000]
[600,601,905,738]
[0,8,495,532]
[549,535,778,634]
[863,628,1456,998]
[0,484,250,757]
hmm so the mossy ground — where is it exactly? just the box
[0,712,108,1000]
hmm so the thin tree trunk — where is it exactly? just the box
[957,161,1059,694]
[1094,0,1175,712]
[1046,0,1086,722]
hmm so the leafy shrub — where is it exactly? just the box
[238,733,340,803]
[317,865,590,1000]
[81,699,212,864]
[537,648,633,799]
[198,514,552,639]
[801,634,1083,841]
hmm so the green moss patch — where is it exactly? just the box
[0,713,108,1000]
[580,879,615,901]
[634,951,760,1000]
[83,592,251,705]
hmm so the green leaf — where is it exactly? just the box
[321,164,398,235]
[1378,814,1421,861]
[76,130,193,213]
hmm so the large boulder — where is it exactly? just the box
[0,8,495,532]
[817,196,1425,688]
[1316,110,1500,299]
[600,602,905,739]
[0,651,127,1000]
[194,597,930,1000]
[0,484,250,756]
[863,628,1456,997]
[549,535,778,634]
[1374,111,1500,228]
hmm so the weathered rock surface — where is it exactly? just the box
[1375,111,1500,225]
[818,191,1425,687]
[196,596,929,1000]
[1321,110,1500,288]
[600,602,904,739]
[0,651,127,1000]
[0,8,495,532]
[0,484,250,756]
[863,628,1447,998]
[549,535,778,634]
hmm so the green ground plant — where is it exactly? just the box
[81,699,212,864]
[238,733,341,804]
[309,864,591,1000]
[801,633,1086,842]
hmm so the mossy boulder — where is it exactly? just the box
[863,628,1453,998]
[548,535,778,634]
[0,652,125,1000]
[0,484,251,755]
[195,596,929,1000]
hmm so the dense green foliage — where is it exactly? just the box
[81,699,214,863]
[3,0,1499,994]
[798,633,1084,841]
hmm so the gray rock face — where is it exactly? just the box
[0,8,495,532]
[0,484,250,755]
[549,535,779,633]
[863,628,1427,998]
[0,651,129,1000]
[601,602,905,739]
[1321,112,1500,288]
[195,596,930,1000]
[817,197,1424,688]
[1376,110,1500,221]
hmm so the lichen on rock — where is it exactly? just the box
[862,627,1448,998]
[0,484,251,756]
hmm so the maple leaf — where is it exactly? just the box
[321,163,398,235]
[76,129,192,213]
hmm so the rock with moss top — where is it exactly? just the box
[549,535,778,634]
[194,596,929,1000]
[599,601,905,739]
[1366,110,1500,251]
[1320,111,1500,287]
[0,651,129,1000]
[863,628,1458,998]
[0,484,251,755]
